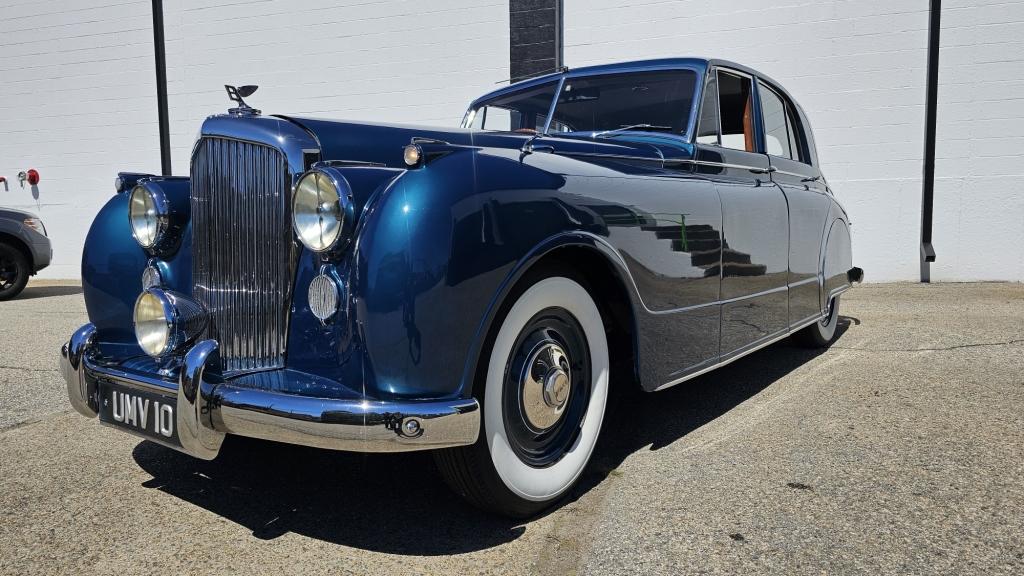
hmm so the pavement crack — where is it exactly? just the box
[0,365,58,373]
[832,338,1024,353]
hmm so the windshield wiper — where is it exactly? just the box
[593,124,674,138]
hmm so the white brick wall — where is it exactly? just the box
[0,0,507,279]
[932,0,1024,281]
[162,0,510,174]
[567,0,1024,282]
[0,0,162,279]
[2,0,1020,281]
[566,0,933,282]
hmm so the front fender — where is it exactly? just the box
[82,178,192,358]
[350,147,629,399]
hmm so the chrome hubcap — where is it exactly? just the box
[520,341,571,430]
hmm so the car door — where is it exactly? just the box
[525,69,725,386]
[756,80,833,326]
[694,67,790,358]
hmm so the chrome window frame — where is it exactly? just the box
[702,67,761,154]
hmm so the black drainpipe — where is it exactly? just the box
[920,0,941,282]
[151,0,172,176]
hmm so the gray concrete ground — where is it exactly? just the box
[0,281,1022,575]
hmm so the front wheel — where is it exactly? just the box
[0,243,30,301]
[434,275,609,518]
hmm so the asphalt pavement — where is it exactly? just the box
[1,281,1022,575]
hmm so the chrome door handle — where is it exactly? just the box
[749,166,776,174]
[523,143,555,154]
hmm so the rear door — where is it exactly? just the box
[695,68,790,358]
[756,80,832,326]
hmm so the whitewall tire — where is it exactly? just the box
[434,273,609,517]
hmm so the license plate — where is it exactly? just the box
[98,381,180,446]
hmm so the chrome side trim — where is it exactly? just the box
[688,159,768,172]
[654,314,822,392]
[788,276,819,288]
[719,284,788,306]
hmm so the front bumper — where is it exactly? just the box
[60,323,480,460]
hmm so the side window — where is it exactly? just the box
[468,82,558,132]
[716,71,755,152]
[696,73,719,145]
[758,81,805,162]
[759,83,791,159]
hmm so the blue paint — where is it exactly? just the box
[80,58,852,401]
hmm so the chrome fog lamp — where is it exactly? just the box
[133,289,207,358]
[292,168,355,253]
[129,184,168,249]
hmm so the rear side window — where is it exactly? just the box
[758,81,804,162]
[716,71,755,152]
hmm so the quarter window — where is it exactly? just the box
[715,71,756,153]
[758,81,804,162]
[696,73,720,145]
[467,82,559,132]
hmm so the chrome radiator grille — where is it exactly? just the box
[190,137,295,374]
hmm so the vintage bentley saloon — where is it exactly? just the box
[61,58,861,517]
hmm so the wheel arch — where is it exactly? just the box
[820,215,853,313]
[459,232,642,399]
[0,231,34,272]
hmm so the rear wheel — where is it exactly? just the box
[434,274,609,518]
[794,295,840,347]
[0,243,29,301]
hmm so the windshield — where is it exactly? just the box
[465,69,699,137]
[551,70,698,136]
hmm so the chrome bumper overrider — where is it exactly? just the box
[60,323,480,460]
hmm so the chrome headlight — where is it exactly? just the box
[133,289,207,358]
[129,184,168,249]
[292,168,355,253]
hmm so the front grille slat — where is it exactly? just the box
[191,137,293,375]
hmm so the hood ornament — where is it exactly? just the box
[225,85,260,116]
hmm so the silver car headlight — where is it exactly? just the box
[129,184,168,249]
[133,289,207,358]
[292,168,355,253]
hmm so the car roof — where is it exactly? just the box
[469,57,789,108]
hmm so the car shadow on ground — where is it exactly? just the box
[14,284,83,300]
[132,317,855,555]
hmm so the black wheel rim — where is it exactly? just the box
[0,255,20,292]
[502,307,591,468]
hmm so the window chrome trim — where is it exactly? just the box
[542,76,565,135]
